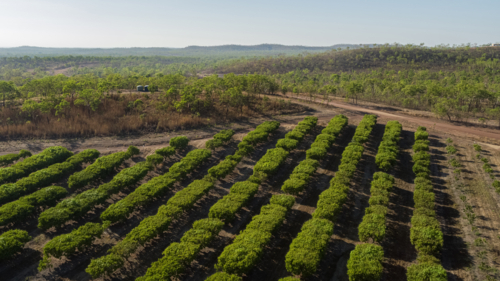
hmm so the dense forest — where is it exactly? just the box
[0,44,499,139]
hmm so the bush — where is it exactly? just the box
[407,260,447,281]
[100,148,211,223]
[155,146,176,158]
[85,253,124,278]
[39,160,154,229]
[216,196,294,275]
[445,145,457,155]
[169,136,189,150]
[146,154,163,165]
[0,149,32,167]
[493,180,500,193]
[253,148,289,179]
[68,146,138,189]
[0,229,31,260]
[276,138,299,151]
[40,222,109,270]
[347,243,384,281]
[137,218,225,280]
[209,181,259,221]
[0,149,99,205]
[0,186,67,226]
[306,147,327,160]
[214,129,235,142]
[205,272,242,281]
[285,218,334,276]
[205,139,224,150]
[0,146,73,184]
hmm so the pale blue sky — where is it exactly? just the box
[0,0,498,48]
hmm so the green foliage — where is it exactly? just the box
[68,146,138,189]
[169,136,189,150]
[407,258,447,281]
[276,138,299,151]
[306,147,327,160]
[209,181,259,221]
[0,149,98,205]
[0,186,67,226]
[205,272,242,281]
[135,218,225,280]
[285,218,334,276]
[206,129,235,150]
[446,145,457,155]
[375,120,402,171]
[493,180,500,193]
[284,115,375,277]
[155,146,176,158]
[100,148,211,223]
[85,253,124,278]
[215,196,294,275]
[0,146,73,184]
[40,222,108,271]
[146,154,163,165]
[253,148,289,179]
[88,124,271,278]
[357,169,393,242]
[0,229,31,260]
[0,149,32,167]
[38,156,160,229]
[214,129,235,142]
[347,243,384,281]
[473,143,482,152]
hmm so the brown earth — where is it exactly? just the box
[1,95,500,280]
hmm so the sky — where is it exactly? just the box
[0,0,498,48]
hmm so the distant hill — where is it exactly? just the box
[0,44,365,57]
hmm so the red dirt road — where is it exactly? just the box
[278,94,500,146]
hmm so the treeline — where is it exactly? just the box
[273,61,500,124]
[0,73,297,139]
[216,44,500,74]
[0,56,238,83]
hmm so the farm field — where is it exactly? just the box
[0,98,500,281]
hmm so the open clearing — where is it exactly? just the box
[1,97,499,281]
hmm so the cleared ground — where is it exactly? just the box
[0,97,499,281]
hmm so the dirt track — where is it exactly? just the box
[2,95,500,280]
[274,93,500,146]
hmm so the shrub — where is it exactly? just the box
[214,129,235,142]
[276,138,299,151]
[216,196,294,275]
[205,272,242,281]
[347,243,384,281]
[407,260,447,281]
[155,146,176,158]
[68,146,138,189]
[285,218,334,276]
[169,136,189,150]
[306,147,327,160]
[100,148,211,223]
[40,222,109,270]
[446,145,457,155]
[0,229,31,260]
[0,146,73,184]
[0,186,67,226]
[473,144,482,152]
[0,149,99,205]
[0,149,32,167]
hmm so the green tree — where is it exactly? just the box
[74,89,103,117]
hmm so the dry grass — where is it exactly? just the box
[0,94,302,139]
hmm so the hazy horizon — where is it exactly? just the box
[1,0,498,49]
